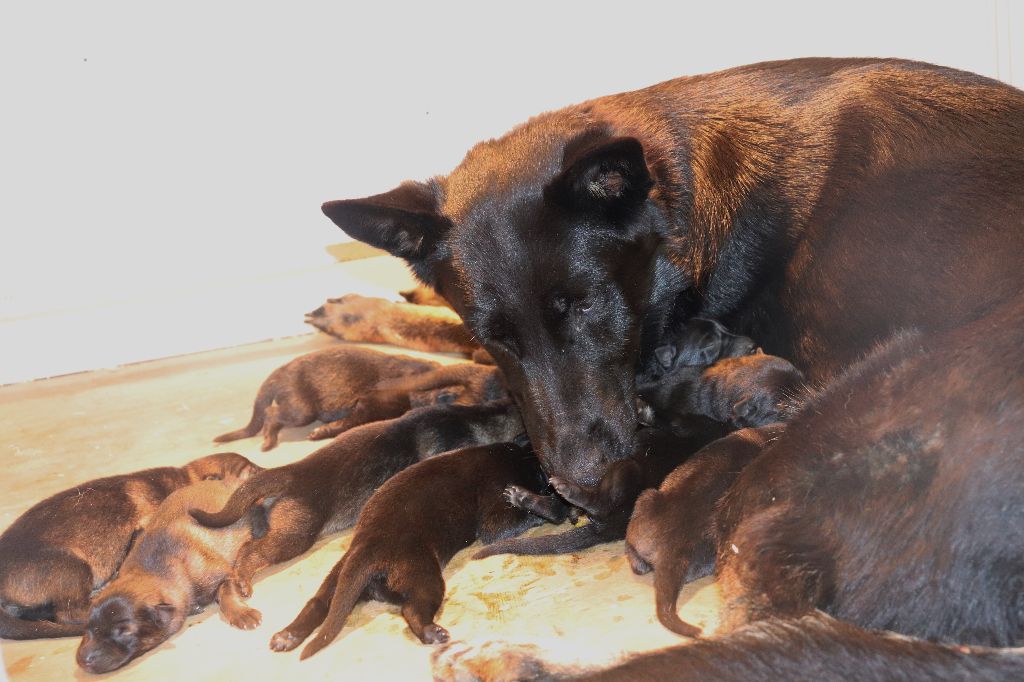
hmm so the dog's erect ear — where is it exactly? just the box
[547,137,654,216]
[322,181,450,278]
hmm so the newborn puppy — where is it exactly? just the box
[214,345,439,450]
[474,420,728,559]
[271,442,561,658]
[375,362,508,407]
[305,294,479,355]
[641,352,805,429]
[0,452,254,640]
[638,318,757,385]
[625,424,784,637]
[76,474,267,674]
[191,403,525,612]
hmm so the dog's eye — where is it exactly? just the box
[202,474,222,481]
[576,296,595,314]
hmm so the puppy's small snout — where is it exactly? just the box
[306,305,326,319]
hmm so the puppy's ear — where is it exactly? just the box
[148,603,177,628]
[654,344,677,370]
[676,331,722,366]
[321,181,450,282]
[547,136,653,217]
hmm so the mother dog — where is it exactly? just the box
[321,58,1024,656]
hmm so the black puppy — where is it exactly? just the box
[214,345,439,449]
[474,421,727,559]
[270,442,564,658]
[625,424,784,637]
[0,452,254,640]
[637,318,758,385]
[190,402,524,611]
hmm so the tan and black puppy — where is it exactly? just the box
[305,294,479,355]
[76,475,267,674]
[191,402,525,611]
[0,452,254,640]
[625,425,784,637]
[474,421,727,560]
[214,345,440,450]
[270,442,562,658]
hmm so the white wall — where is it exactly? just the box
[0,1,1019,379]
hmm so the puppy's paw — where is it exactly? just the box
[270,629,304,652]
[223,605,262,630]
[421,623,450,645]
[431,640,555,682]
[308,425,334,441]
[503,484,530,509]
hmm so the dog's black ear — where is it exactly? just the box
[547,137,654,216]
[322,181,450,280]
[676,330,723,366]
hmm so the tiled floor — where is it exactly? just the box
[0,265,722,680]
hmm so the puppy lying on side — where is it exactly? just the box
[474,421,728,560]
[305,294,479,355]
[214,345,440,450]
[271,442,563,658]
[625,424,785,637]
[0,452,255,640]
[76,475,268,674]
[374,362,508,407]
[191,403,525,613]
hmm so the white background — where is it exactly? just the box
[1,1,1021,381]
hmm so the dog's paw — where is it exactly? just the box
[431,640,556,682]
[420,623,450,645]
[223,605,262,630]
[269,629,304,652]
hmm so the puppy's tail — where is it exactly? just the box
[213,390,272,444]
[654,558,701,638]
[0,609,85,640]
[189,471,289,528]
[472,524,601,559]
[299,550,375,660]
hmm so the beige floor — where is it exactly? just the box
[0,323,722,680]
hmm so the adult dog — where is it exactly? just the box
[322,58,1024,666]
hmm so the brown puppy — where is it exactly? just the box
[399,285,452,308]
[270,442,559,658]
[0,452,255,640]
[374,362,508,407]
[625,424,784,637]
[191,402,525,611]
[214,345,440,449]
[76,475,267,674]
[305,294,479,355]
[474,421,727,560]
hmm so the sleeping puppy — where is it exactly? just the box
[637,318,758,385]
[190,402,525,613]
[0,452,255,640]
[270,442,563,658]
[374,362,508,407]
[640,352,805,429]
[474,420,728,559]
[305,294,480,355]
[76,475,268,674]
[625,424,785,637]
[214,345,441,450]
